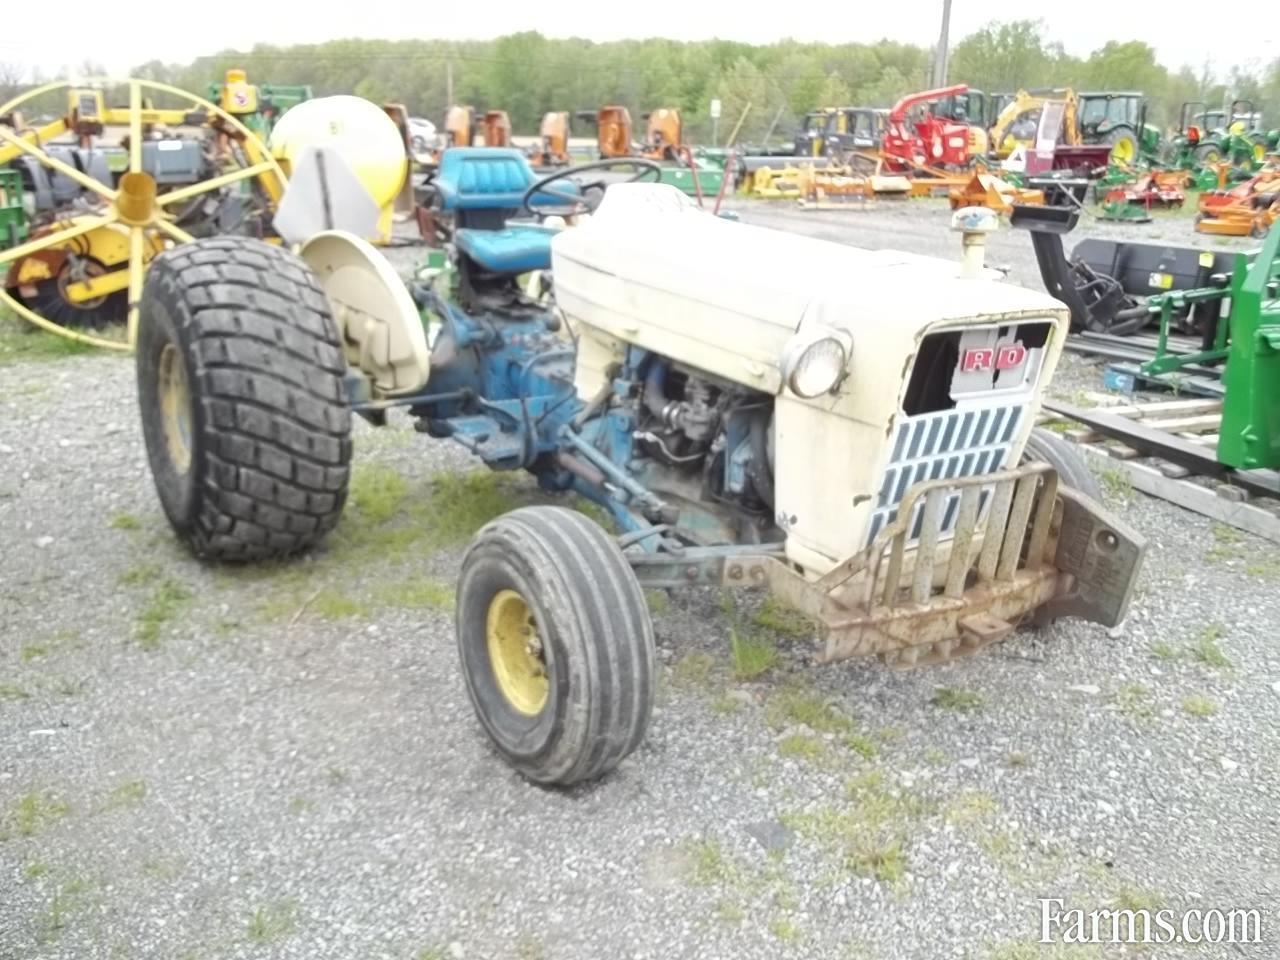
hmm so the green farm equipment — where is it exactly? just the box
[1170,99,1273,173]
[1075,92,1160,166]
[0,168,27,250]
[206,69,312,139]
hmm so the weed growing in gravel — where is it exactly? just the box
[246,899,299,943]
[978,830,1022,873]
[1114,681,1154,721]
[945,789,997,826]
[778,733,827,763]
[109,513,142,532]
[710,694,743,715]
[135,580,191,649]
[288,798,313,815]
[672,651,716,688]
[23,860,49,880]
[1192,624,1231,668]
[20,628,78,662]
[1098,464,1133,502]
[931,687,984,712]
[0,681,31,701]
[347,463,409,524]
[848,839,906,885]
[844,733,877,760]
[1151,641,1177,661]
[1244,556,1280,580]
[99,780,147,813]
[1206,523,1243,564]
[416,950,446,960]
[1112,885,1166,913]
[8,791,70,838]
[37,876,92,944]
[682,838,738,888]
[372,578,455,611]
[645,589,670,615]
[313,592,370,620]
[768,917,801,942]
[752,597,817,640]
[118,562,162,587]
[1005,751,1029,768]
[729,627,778,680]
[925,747,947,766]
[715,899,745,925]
[515,934,546,960]
[1182,695,1218,717]
[765,685,853,735]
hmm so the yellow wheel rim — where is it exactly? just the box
[158,342,192,474]
[486,589,548,715]
[1110,138,1135,165]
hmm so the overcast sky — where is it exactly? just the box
[1,1,1276,80]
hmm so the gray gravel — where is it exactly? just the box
[3,199,1279,960]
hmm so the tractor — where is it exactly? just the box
[206,69,312,139]
[1171,100,1273,170]
[1074,92,1159,166]
[794,106,886,159]
[133,146,1145,787]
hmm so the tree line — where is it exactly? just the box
[3,21,1278,145]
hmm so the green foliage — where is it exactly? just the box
[672,651,717,688]
[9,791,70,837]
[0,312,94,365]
[246,899,299,943]
[135,580,191,649]
[769,917,801,942]
[752,597,816,640]
[1182,694,1217,718]
[100,780,147,812]
[778,733,826,762]
[108,513,143,531]
[765,685,853,734]
[931,687,984,712]
[1192,624,1231,668]
[729,628,778,680]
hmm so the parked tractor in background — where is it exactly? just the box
[131,144,1144,787]
[932,88,992,156]
[794,106,886,159]
[530,111,571,166]
[206,69,312,139]
[1073,92,1159,165]
[1169,100,1274,170]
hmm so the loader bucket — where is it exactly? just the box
[1009,203,1079,233]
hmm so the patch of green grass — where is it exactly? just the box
[1113,885,1165,913]
[1206,522,1244,564]
[945,789,997,826]
[1005,751,1029,768]
[109,513,142,531]
[118,562,162,587]
[1182,694,1218,718]
[0,681,31,701]
[416,950,446,960]
[1151,641,1178,661]
[715,898,745,925]
[978,830,1020,870]
[246,899,298,943]
[931,687,984,712]
[778,733,826,762]
[1114,681,1154,721]
[37,877,92,944]
[20,629,79,662]
[924,747,947,766]
[9,791,71,838]
[672,651,716,688]
[645,589,670,615]
[844,733,877,760]
[136,579,191,649]
[729,627,778,680]
[288,797,313,815]
[765,685,853,735]
[1192,624,1231,668]
[373,579,455,611]
[23,860,50,880]
[683,838,736,888]
[100,780,147,812]
[710,693,742,715]
[347,463,409,525]
[0,315,95,365]
[1244,556,1280,580]
[312,592,370,620]
[752,597,816,640]
[769,917,801,942]
[847,839,906,884]
[54,677,86,698]
[1098,464,1133,502]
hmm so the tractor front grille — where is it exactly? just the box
[866,402,1026,546]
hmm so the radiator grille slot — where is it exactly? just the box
[867,403,1025,545]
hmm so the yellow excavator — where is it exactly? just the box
[989,89,1080,158]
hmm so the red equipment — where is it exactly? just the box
[882,85,973,172]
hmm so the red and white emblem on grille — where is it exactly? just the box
[961,344,1026,374]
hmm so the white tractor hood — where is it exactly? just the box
[550,183,1057,394]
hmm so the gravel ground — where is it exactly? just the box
[2,199,1278,960]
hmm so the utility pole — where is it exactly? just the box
[932,0,952,88]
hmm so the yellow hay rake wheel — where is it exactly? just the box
[0,78,287,351]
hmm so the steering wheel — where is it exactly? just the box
[522,158,663,217]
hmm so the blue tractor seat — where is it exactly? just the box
[432,147,580,275]
[454,225,557,274]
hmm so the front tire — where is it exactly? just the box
[1023,427,1103,500]
[136,237,352,562]
[456,507,656,786]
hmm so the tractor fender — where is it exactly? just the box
[300,230,430,397]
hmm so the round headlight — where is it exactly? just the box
[781,329,848,398]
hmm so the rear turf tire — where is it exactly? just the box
[1023,427,1103,500]
[456,506,656,786]
[136,237,352,562]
